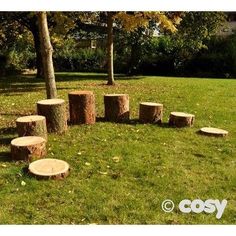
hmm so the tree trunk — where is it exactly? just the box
[104,94,129,122]
[107,12,115,85]
[37,99,68,133]
[32,29,44,78]
[139,102,163,124]
[38,12,57,98]
[11,136,47,162]
[68,91,96,125]
[16,115,48,140]
[169,112,195,127]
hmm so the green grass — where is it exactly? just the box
[0,72,235,224]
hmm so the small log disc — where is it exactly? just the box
[37,99,67,133]
[16,115,47,140]
[139,102,163,124]
[104,94,129,122]
[200,127,228,137]
[169,111,195,127]
[68,90,96,124]
[29,158,70,179]
[11,136,46,162]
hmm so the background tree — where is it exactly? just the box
[38,12,57,99]
[105,11,182,85]
[171,12,226,66]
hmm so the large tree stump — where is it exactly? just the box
[104,94,129,122]
[16,115,47,140]
[11,136,46,162]
[199,127,228,137]
[139,102,163,124]
[37,99,67,133]
[68,91,96,124]
[28,158,70,180]
[169,112,195,127]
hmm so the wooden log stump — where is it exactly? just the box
[169,112,195,127]
[139,102,163,124]
[28,158,70,180]
[199,127,228,137]
[104,94,129,122]
[68,91,96,124]
[37,99,67,133]
[16,115,47,140]
[11,136,46,162]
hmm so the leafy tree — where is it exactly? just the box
[171,12,226,64]
[106,11,181,85]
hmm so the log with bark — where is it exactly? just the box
[139,102,163,124]
[28,158,70,180]
[16,115,47,140]
[68,91,96,124]
[37,99,67,133]
[169,112,195,127]
[104,94,129,122]
[11,136,47,162]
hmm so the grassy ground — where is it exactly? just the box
[0,72,235,224]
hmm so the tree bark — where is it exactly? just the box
[104,94,129,122]
[16,115,47,140]
[37,99,68,133]
[38,12,57,98]
[32,29,44,78]
[169,112,195,127]
[68,91,96,124]
[139,102,163,124]
[11,136,47,162]
[107,12,115,85]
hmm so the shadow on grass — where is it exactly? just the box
[0,127,16,135]
[0,137,13,145]
[55,73,144,82]
[0,151,11,162]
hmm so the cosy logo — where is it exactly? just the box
[179,199,227,219]
[162,199,227,219]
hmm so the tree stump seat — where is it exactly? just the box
[37,98,67,133]
[28,158,70,179]
[169,112,195,127]
[199,127,228,137]
[139,102,163,124]
[68,91,96,124]
[11,136,47,162]
[104,94,129,122]
[16,115,47,140]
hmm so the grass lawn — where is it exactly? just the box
[0,72,235,224]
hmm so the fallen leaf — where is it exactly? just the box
[112,156,120,163]
[98,171,108,175]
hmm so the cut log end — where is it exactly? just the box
[69,90,93,95]
[16,115,45,123]
[28,158,70,180]
[169,111,195,127]
[11,136,46,162]
[37,98,65,105]
[200,127,228,137]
